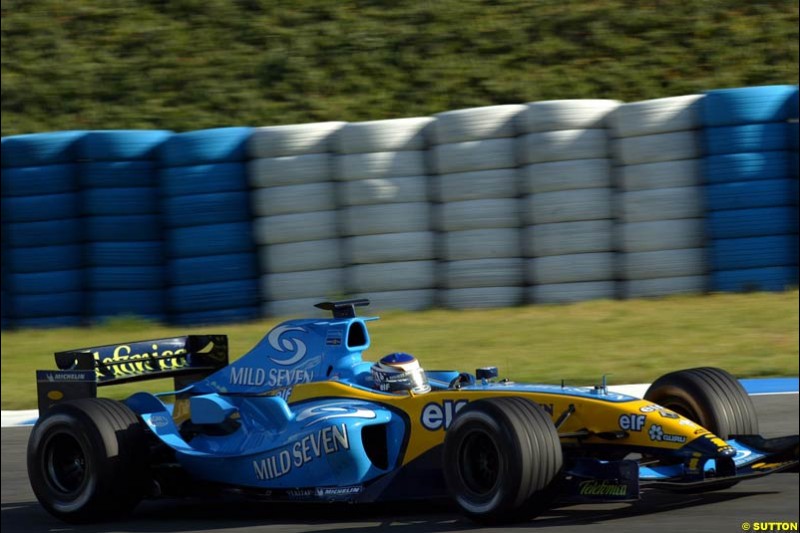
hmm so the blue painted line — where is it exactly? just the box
[740,377,799,395]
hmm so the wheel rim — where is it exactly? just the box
[457,429,501,497]
[43,432,87,496]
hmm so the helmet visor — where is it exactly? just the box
[373,366,431,394]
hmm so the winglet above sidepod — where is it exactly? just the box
[314,299,371,319]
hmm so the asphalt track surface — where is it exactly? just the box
[2,395,797,533]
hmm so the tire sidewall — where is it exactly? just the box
[646,384,718,429]
[27,411,109,518]
[443,405,523,517]
[644,367,759,439]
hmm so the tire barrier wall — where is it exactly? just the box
[432,105,526,309]
[701,86,799,292]
[518,100,620,304]
[80,130,171,322]
[159,127,259,325]
[2,132,85,328]
[2,85,798,328]
[335,117,437,313]
[249,121,345,318]
[610,95,708,298]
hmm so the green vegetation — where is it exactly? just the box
[2,291,797,410]
[2,0,798,136]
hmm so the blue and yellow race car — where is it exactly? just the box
[27,299,799,524]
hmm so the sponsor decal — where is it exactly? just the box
[92,343,188,379]
[679,418,698,428]
[271,387,293,401]
[648,424,686,443]
[640,404,679,419]
[286,488,315,498]
[47,390,64,400]
[733,448,754,465]
[325,331,343,346]
[229,366,313,387]
[41,371,95,382]
[285,486,362,499]
[295,402,377,428]
[253,423,350,481]
[618,414,646,432]
[149,414,171,428]
[267,326,308,366]
[316,486,362,497]
[421,400,468,431]
[578,480,629,497]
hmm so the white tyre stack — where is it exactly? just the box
[609,95,708,298]
[334,117,437,312]
[249,122,346,318]
[431,105,527,309]
[517,100,620,303]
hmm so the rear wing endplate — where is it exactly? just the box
[36,335,228,415]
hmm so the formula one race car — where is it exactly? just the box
[28,299,799,524]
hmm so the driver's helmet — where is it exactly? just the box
[371,352,431,394]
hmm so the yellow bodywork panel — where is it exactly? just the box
[283,381,712,465]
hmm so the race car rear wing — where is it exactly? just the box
[36,335,228,415]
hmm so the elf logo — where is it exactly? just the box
[421,400,469,431]
[619,413,646,432]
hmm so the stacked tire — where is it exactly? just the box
[335,117,437,312]
[79,130,171,322]
[159,127,260,325]
[2,132,85,327]
[701,85,799,292]
[430,105,526,309]
[249,122,345,318]
[611,95,708,298]
[518,100,620,303]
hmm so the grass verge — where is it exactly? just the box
[2,291,797,410]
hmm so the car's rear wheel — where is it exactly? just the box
[27,398,149,523]
[443,397,562,524]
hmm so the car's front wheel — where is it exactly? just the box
[644,367,759,492]
[644,367,758,439]
[27,398,149,523]
[442,397,562,524]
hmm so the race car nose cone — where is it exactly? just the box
[685,432,737,458]
[718,445,736,457]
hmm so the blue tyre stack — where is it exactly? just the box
[159,127,260,325]
[79,130,172,322]
[2,132,85,328]
[702,86,799,291]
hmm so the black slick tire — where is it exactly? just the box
[27,398,149,523]
[644,367,758,439]
[442,397,562,524]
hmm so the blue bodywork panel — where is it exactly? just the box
[128,391,407,490]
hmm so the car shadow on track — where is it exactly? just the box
[0,490,777,533]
